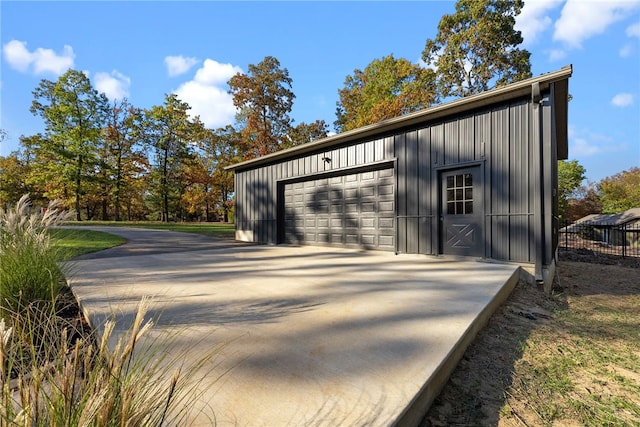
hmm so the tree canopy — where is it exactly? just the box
[335,55,437,132]
[143,94,204,222]
[421,0,531,98]
[558,160,586,220]
[3,56,333,221]
[228,56,295,159]
[30,69,109,220]
[597,167,640,213]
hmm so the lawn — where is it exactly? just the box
[51,228,127,259]
[65,221,235,239]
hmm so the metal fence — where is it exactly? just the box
[558,220,640,258]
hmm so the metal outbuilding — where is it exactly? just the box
[226,66,573,288]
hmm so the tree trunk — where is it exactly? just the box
[162,146,169,222]
[114,150,122,221]
[75,155,83,221]
[101,186,109,220]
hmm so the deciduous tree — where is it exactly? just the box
[0,152,33,207]
[209,126,242,222]
[335,55,437,132]
[558,159,586,220]
[19,133,69,204]
[597,167,640,213]
[228,56,294,159]
[103,100,147,221]
[421,0,531,99]
[143,94,201,222]
[567,183,602,221]
[30,69,109,220]
[284,120,329,149]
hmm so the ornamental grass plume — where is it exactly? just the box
[0,298,220,426]
[0,194,73,317]
[0,195,222,425]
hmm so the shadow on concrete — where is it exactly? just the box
[68,226,520,425]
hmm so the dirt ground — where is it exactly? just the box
[421,252,640,426]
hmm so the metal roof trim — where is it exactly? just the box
[226,65,573,171]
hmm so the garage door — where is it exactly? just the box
[283,168,395,250]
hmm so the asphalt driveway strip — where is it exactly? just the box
[65,226,519,426]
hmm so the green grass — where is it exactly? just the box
[66,221,235,239]
[506,267,640,426]
[51,228,127,259]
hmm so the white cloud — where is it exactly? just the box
[571,137,603,156]
[554,0,640,48]
[2,40,74,75]
[611,92,634,107]
[173,59,243,128]
[569,125,626,156]
[94,70,131,101]
[193,59,241,85]
[2,40,32,71]
[627,21,640,37]
[620,21,640,57]
[164,55,199,77]
[548,48,567,61]
[619,43,634,57]
[515,0,562,46]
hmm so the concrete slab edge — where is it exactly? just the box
[66,279,97,331]
[392,266,522,427]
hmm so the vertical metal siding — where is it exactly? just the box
[459,115,475,163]
[490,104,510,261]
[417,128,433,254]
[406,130,419,254]
[396,133,407,253]
[476,112,492,257]
[444,120,459,165]
[432,123,444,166]
[374,138,384,162]
[235,171,242,233]
[356,143,364,166]
[528,103,538,265]
[364,140,374,163]
[234,93,551,265]
[509,101,530,262]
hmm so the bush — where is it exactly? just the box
[0,195,72,317]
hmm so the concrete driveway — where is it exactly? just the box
[66,227,519,426]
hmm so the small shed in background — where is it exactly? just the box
[563,208,640,247]
[226,66,573,289]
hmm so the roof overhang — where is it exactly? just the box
[226,65,573,172]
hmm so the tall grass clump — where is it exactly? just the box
[0,195,72,318]
[0,298,219,426]
[0,196,221,424]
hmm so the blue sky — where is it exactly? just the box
[1,1,639,184]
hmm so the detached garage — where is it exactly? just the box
[227,66,572,288]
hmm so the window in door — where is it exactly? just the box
[446,174,473,215]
